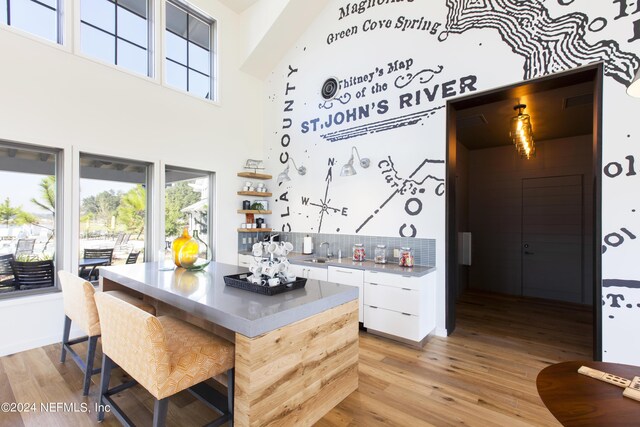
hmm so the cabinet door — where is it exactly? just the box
[238,254,253,267]
[306,266,328,281]
[288,263,306,279]
[329,267,364,323]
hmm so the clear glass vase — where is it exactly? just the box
[173,228,211,270]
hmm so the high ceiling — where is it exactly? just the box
[218,0,259,13]
[456,81,594,150]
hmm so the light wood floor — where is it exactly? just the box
[0,291,592,426]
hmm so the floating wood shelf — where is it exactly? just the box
[238,228,272,233]
[237,210,272,214]
[237,172,272,180]
[237,191,272,197]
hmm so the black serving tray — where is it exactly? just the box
[223,273,307,296]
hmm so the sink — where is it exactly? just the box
[303,257,328,264]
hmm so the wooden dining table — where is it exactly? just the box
[536,360,640,426]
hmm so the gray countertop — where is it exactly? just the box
[239,251,436,277]
[100,262,358,338]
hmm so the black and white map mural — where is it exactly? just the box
[264,0,640,364]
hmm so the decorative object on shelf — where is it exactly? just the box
[251,200,269,211]
[277,157,307,184]
[244,159,264,173]
[171,228,211,270]
[341,146,371,176]
[352,243,365,261]
[510,103,536,159]
[398,247,414,267]
[374,244,387,264]
[628,69,640,98]
[242,200,251,210]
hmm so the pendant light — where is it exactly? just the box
[510,103,535,160]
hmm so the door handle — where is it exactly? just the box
[524,251,535,255]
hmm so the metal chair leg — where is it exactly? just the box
[97,354,113,422]
[227,368,234,426]
[60,315,71,363]
[83,336,99,396]
[153,398,169,427]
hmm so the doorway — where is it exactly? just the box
[445,64,603,360]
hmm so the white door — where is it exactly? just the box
[522,175,583,303]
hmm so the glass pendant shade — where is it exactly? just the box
[510,104,535,159]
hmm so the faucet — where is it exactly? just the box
[319,242,333,259]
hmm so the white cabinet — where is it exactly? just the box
[289,264,328,281]
[364,271,435,343]
[328,266,364,323]
[238,253,253,267]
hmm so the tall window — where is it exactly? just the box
[0,143,59,296]
[80,0,151,76]
[164,166,213,253]
[79,154,150,281]
[165,1,214,100]
[1,0,61,43]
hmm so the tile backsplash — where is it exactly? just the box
[238,231,435,266]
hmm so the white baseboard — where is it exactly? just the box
[435,327,448,337]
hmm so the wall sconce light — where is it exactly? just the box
[510,103,536,160]
[277,157,306,184]
[341,147,370,176]
[627,69,640,98]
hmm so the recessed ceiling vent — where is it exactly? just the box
[321,77,340,100]
[563,93,593,109]
[457,114,488,129]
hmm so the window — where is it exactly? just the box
[165,1,215,100]
[0,142,60,296]
[79,154,150,280]
[164,166,213,255]
[1,0,61,43]
[80,0,151,76]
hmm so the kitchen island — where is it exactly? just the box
[100,262,359,427]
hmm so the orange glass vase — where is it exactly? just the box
[172,228,199,268]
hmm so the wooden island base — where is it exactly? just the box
[100,277,359,426]
[235,299,359,427]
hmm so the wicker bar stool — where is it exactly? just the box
[94,291,235,427]
[58,271,156,396]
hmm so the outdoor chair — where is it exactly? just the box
[14,239,36,258]
[10,260,55,290]
[125,252,140,264]
[0,254,16,292]
[80,248,114,281]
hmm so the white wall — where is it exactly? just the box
[0,0,263,356]
[261,0,640,362]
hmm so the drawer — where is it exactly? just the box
[364,283,419,316]
[328,266,364,287]
[364,270,421,290]
[364,305,420,341]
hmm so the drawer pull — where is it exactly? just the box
[369,282,378,286]
[401,312,412,316]
[402,288,411,291]
[336,269,353,274]
[370,306,378,309]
